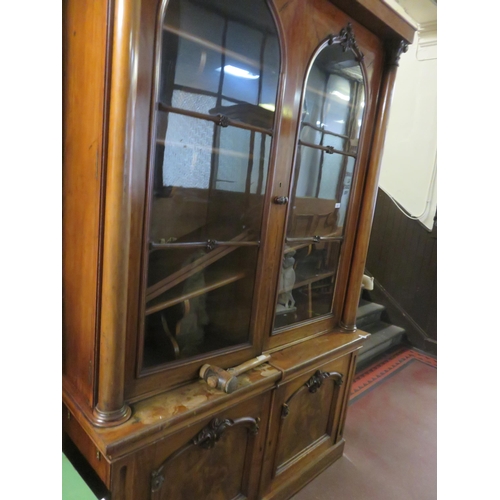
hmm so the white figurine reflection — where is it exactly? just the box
[276,249,297,314]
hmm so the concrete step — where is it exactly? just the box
[356,299,385,329]
[357,321,405,368]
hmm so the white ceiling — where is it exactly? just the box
[383,0,437,28]
[395,0,437,25]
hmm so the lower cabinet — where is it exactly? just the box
[259,354,353,499]
[109,391,273,500]
[64,333,363,500]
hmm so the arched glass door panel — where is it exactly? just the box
[142,0,280,369]
[274,32,366,330]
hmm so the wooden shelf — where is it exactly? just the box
[146,229,251,302]
[146,268,246,316]
[278,270,336,294]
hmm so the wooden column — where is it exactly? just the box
[93,0,142,426]
[341,39,409,331]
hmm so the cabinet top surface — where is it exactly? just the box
[64,330,367,460]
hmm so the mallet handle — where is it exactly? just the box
[227,354,271,377]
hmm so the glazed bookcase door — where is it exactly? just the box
[273,32,366,333]
[139,0,281,374]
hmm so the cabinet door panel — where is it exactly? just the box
[149,393,271,500]
[275,373,336,468]
[260,354,351,497]
[152,424,250,500]
[276,366,346,472]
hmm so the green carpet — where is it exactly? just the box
[62,453,97,500]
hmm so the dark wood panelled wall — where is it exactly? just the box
[366,188,437,353]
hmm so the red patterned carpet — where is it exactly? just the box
[350,346,437,402]
[291,346,437,500]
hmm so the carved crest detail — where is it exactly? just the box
[339,23,359,53]
[330,23,364,61]
[386,39,409,67]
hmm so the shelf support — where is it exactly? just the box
[93,0,142,427]
[341,38,409,331]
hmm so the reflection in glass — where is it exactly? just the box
[274,241,342,329]
[274,39,365,330]
[143,246,259,368]
[143,0,280,368]
[160,0,280,126]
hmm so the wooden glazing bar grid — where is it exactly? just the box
[285,236,344,243]
[302,122,350,140]
[157,103,273,136]
[150,240,260,250]
[298,139,356,158]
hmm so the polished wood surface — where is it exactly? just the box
[62,0,109,408]
[341,43,402,330]
[62,0,415,497]
[64,363,280,461]
[259,353,355,499]
[64,404,111,487]
[260,0,384,350]
[93,0,143,425]
[269,330,367,379]
[107,392,272,500]
[332,0,415,43]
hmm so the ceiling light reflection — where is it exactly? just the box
[331,90,350,101]
[216,65,260,79]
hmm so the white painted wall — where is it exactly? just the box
[378,18,437,230]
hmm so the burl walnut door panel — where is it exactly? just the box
[149,392,271,500]
[261,355,351,497]
[275,369,343,468]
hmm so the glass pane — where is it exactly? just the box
[150,111,271,245]
[160,0,279,129]
[274,241,342,329]
[300,48,364,154]
[143,0,280,368]
[144,246,259,367]
[273,40,366,332]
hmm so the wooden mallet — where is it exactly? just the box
[199,354,271,393]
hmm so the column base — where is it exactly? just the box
[92,404,132,427]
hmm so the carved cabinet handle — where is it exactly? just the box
[306,370,343,393]
[151,416,260,493]
[192,416,260,449]
[282,370,343,418]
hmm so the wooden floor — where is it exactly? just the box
[291,347,437,500]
